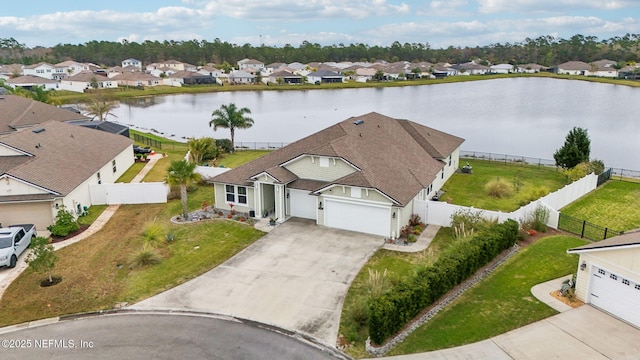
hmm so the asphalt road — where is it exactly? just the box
[0,312,347,360]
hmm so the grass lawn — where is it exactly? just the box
[442,160,568,212]
[340,227,459,358]
[385,235,587,356]
[0,143,270,328]
[560,180,640,231]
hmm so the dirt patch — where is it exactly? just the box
[550,290,584,308]
[40,276,63,287]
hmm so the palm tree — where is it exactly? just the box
[84,98,119,121]
[209,103,254,151]
[166,160,201,220]
[188,137,216,164]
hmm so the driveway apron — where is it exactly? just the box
[132,218,383,345]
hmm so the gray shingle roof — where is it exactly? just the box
[212,112,464,206]
[0,95,88,134]
[0,121,132,197]
[567,230,640,253]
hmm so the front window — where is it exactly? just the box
[225,185,247,205]
[112,160,117,173]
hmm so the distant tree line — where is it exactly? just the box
[2,33,640,67]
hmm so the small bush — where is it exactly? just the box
[216,138,234,153]
[351,300,370,327]
[451,208,489,239]
[142,219,165,248]
[408,214,422,227]
[47,206,80,237]
[400,225,412,237]
[485,178,512,198]
[518,186,549,206]
[127,249,162,269]
[407,234,417,243]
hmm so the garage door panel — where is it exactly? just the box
[590,267,640,328]
[325,199,390,236]
[289,190,317,220]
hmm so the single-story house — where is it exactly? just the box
[112,72,161,87]
[517,63,545,73]
[0,120,134,232]
[165,71,216,86]
[211,112,464,237]
[555,61,591,75]
[5,75,59,91]
[228,70,255,84]
[567,230,640,328]
[58,71,116,92]
[264,70,302,84]
[306,70,344,84]
[490,64,514,74]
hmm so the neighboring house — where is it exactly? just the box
[58,71,116,92]
[112,72,161,87]
[122,58,142,69]
[148,66,177,78]
[211,112,464,237]
[263,70,302,84]
[490,64,515,74]
[517,63,545,73]
[22,62,58,80]
[0,120,134,232]
[590,59,619,78]
[164,71,216,86]
[228,70,255,84]
[452,62,489,75]
[354,67,377,82]
[5,75,59,91]
[567,230,640,328]
[306,70,344,84]
[55,60,91,77]
[431,64,457,78]
[237,58,265,72]
[197,66,224,78]
[556,61,591,75]
[264,62,286,74]
[0,94,88,135]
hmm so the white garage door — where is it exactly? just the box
[0,202,52,233]
[324,199,390,236]
[589,266,640,328]
[289,189,317,220]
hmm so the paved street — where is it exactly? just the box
[0,312,345,360]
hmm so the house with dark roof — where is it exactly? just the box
[567,230,640,328]
[211,112,464,237]
[306,70,344,84]
[0,121,133,233]
[555,61,591,75]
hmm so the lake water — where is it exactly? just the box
[112,78,640,170]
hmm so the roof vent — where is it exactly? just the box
[32,128,45,134]
[353,119,364,125]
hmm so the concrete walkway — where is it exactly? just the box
[0,153,163,301]
[374,276,640,359]
[382,224,440,253]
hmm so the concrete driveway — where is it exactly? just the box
[132,218,383,345]
[377,305,640,359]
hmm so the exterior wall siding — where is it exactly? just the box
[0,177,50,196]
[213,183,254,214]
[318,185,391,203]
[284,156,356,182]
[574,249,640,302]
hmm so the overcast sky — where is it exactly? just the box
[2,0,639,49]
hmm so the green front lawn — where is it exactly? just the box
[561,180,640,231]
[442,160,568,212]
[386,235,586,356]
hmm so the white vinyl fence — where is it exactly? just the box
[419,173,597,229]
[90,183,169,205]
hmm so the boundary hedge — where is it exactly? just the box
[368,219,519,344]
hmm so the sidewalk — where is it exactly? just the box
[382,224,440,253]
[0,153,163,301]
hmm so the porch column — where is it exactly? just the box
[254,182,262,218]
[275,184,285,222]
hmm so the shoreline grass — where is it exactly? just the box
[51,73,640,104]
